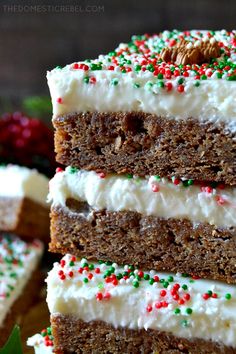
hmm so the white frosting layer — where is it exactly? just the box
[49,168,236,228]
[27,334,54,354]
[0,165,49,206]
[0,234,43,326]
[47,30,236,132]
[47,255,236,348]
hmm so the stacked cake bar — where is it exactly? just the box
[46,30,236,353]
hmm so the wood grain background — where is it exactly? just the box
[0,0,235,112]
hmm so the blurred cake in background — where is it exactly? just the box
[0,164,49,242]
[0,233,43,347]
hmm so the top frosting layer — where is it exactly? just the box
[0,164,49,206]
[47,30,236,132]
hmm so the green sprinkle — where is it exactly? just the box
[47,327,52,335]
[216,72,222,79]
[98,260,104,264]
[227,75,236,81]
[104,270,111,277]
[98,282,104,289]
[144,274,150,280]
[134,65,141,72]
[194,81,200,87]
[109,266,115,273]
[56,66,62,69]
[111,78,119,86]
[178,78,184,84]
[181,319,189,327]
[82,262,88,268]
[201,74,207,80]
[149,279,154,285]
[157,81,164,88]
[116,274,122,280]
[135,275,141,281]
[105,261,112,266]
[133,83,140,88]
[68,166,78,174]
[69,261,74,267]
[133,280,139,288]
[89,264,94,270]
[182,273,190,277]
[10,272,17,278]
[207,290,213,296]
[187,179,194,186]
[182,284,188,290]
[182,180,189,187]
[189,279,195,283]
[7,285,14,291]
[167,276,174,282]
[174,308,181,315]
[83,76,89,84]
[157,73,163,79]
[147,64,154,72]
[186,308,193,315]
[127,173,133,179]
[90,63,102,70]
[83,278,89,283]
[225,293,232,300]
[154,175,161,181]
[163,281,169,288]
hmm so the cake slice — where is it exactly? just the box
[0,233,43,346]
[47,30,236,185]
[0,164,49,241]
[49,167,236,284]
[47,254,236,354]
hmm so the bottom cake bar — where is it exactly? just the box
[46,255,236,354]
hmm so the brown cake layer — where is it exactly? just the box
[53,112,236,185]
[0,269,42,347]
[51,314,235,354]
[50,201,236,284]
[0,197,49,242]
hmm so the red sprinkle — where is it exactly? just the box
[96,292,103,301]
[152,183,160,192]
[177,84,184,93]
[183,293,191,301]
[57,97,63,104]
[146,305,153,313]
[202,293,210,300]
[56,167,63,173]
[60,259,66,267]
[160,290,167,297]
